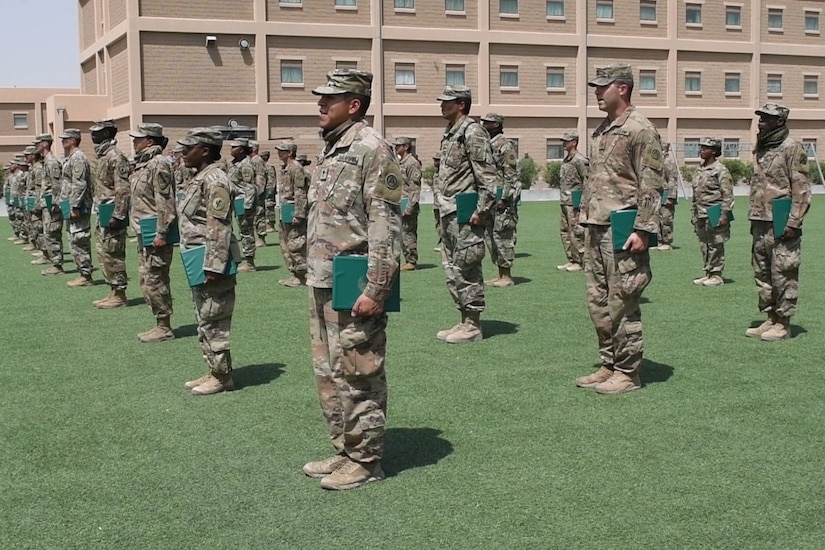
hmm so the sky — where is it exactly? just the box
[0,0,80,88]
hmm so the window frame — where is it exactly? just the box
[803,74,819,98]
[499,65,520,90]
[767,8,783,32]
[546,139,564,161]
[766,73,783,97]
[724,72,741,96]
[279,0,302,6]
[546,0,565,19]
[725,4,742,29]
[685,71,702,95]
[445,0,465,13]
[445,64,466,86]
[279,60,304,87]
[596,0,614,22]
[805,10,821,35]
[639,0,657,24]
[545,67,566,91]
[639,69,657,94]
[499,0,519,17]
[723,139,740,159]
[394,63,417,88]
[334,0,357,10]
[685,3,702,26]
[802,139,818,159]
[683,138,701,160]
[12,113,28,130]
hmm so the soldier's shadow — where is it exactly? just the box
[642,359,674,386]
[173,324,198,338]
[383,427,453,477]
[480,319,519,339]
[233,362,285,389]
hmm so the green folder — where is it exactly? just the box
[772,197,792,238]
[26,196,35,212]
[332,255,401,312]
[44,193,53,209]
[280,203,295,224]
[4,190,10,204]
[400,198,408,213]
[660,190,669,205]
[60,199,71,218]
[176,191,185,201]
[233,195,245,216]
[706,204,734,228]
[495,187,503,201]
[98,202,115,228]
[610,209,658,251]
[139,216,180,247]
[571,189,583,209]
[456,191,478,224]
[180,244,238,287]
[13,197,21,208]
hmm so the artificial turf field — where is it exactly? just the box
[2,198,824,549]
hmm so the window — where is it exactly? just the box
[686,4,701,25]
[546,68,565,90]
[395,0,414,8]
[768,8,783,31]
[725,73,740,94]
[596,1,614,20]
[685,72,701,93]
[335,0,356,6]
[336,60,358,70]
[446,65,465,86]
[767,74,782,96]
[280,61,303,85]
[639,70,656,92]
[279,0,302,4]
[725,5,741,27]
[723,139,740,158]
[684,138,700,159]
[804,75,818,96]
[802,139,817,159]
[445,0,465,11]
[640,0,656,22]
[500,0,518,15]
[546,140,564,160]
[395,63,416,87]
[13,113,28,129]
[500,66,519,88]
[806,11,820,33]
[546,1,564,17]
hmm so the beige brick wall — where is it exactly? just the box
[110,37,130,107]
[145,115,258,152]
[382,0,479,30]
[761,2,825,44]
[109,0,127,27]
[489,0,577,33]
[80,0,96,49]
[141,32,257,102]
[0,104,36,135]
[112,117,133,155]
[267,0,371,25]
[676,51,752,108]
[383,40,478,104]
[760,54,823,110]
[489,44,577,105]
[678,0,753,40]
[267,115,327,159]
[267,37,373,102]
[82,59,98,95]
[588,48,669,108]
[139,0,254,20]
[385,115,447,164]
[588,0,667,38]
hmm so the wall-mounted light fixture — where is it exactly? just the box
[238,38,250,50]
[205,35,217,47]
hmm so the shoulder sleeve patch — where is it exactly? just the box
[72,159,84,179]
[118,159,130,179]
[643,145,663,172]
[374,161,403,204]
[207,186,231,219]
[468,134,489,162]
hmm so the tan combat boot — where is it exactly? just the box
[96,288,127,309]
[303,453,348,478]
[278,274,306,287]
[693,273,709,285]
[491,267,514,287]
[400,262,416,271]
[760,316,790,341]
[66,274,93,287]
[320,458,385,490]
[565,263,583,272]
[594,371,641,395]
[22,243,36,251]
[702,274,724,287]
[657,244,673,251]
[238,258,256,273]
[745,314,777,338]
[13,238,27,245]
[92,289,115,307]
[41,265,64,276]
[437,313,465,341]
[575,366,613,388]
[184,373,214,390]
[446,311,483,344]
[138,317,175,343]
[190,373,235,395]
[32,250,44,257]
[556,262,572,271]
[31,256,50,265]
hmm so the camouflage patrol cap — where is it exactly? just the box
[312,68,373,97]
[12,158,28,166]
[129,123,164,139]
[177,127,224,147]
[275,140,297,152]
[89,118,117,132]
[227,137,251,148]
[588,63,634,87]
[171,144,186,153]
[433,152,442,160]
[297,154,312,166]
[699,137,723,149]
[32,133,54,144]
[480,113,504,125]
[561,131,579,142]
[437,85,472,101]
[755,102,790,121]
[22,146,37,155]
[249,140,259,148]
[392,137,413,146]
[59,128,82,140]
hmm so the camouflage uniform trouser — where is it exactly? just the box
[309,286,387,463]
[238,208,256,259]
[192,275,236,375]
[68,214,93,277]
[401,212,419,265]
[485,206,517,268]
[13,206,26,239]
[277,219,307,277]
[560,204,584,265]
[584,225,652,376]
[659,203,676,246]
[693,217,729,275]
[138,243,173,319]
[440,212,486,313]
[31,209,44,251]
[751,221,801,318]
[23,209,33,243]
[434,208,442,246]
[96,225,127,289]
[42,208,64,267]
[265,198,278,228]
[254,200,268,238]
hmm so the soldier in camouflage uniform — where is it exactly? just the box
[34,135,66,276]
[575,63,664,395]
[173,144,194,195]
[432,153,442,251]
[10,158,30,245]
[89,120,131,306]
[260,150,278,232]
[275,140,308,287]
[249,140,269,247]
[479,113,519,288]
[745,103,811,341]
[25,147,46,258]
[434,86,497,344]
[656,142,679,250]
[59,129,95,287]
[393,137,422,271]
[178,128,240,396]
[18,148,37,252]
[557,131,588,272]
[691,137,733,288]
[302,69,402,490]
[3,162,17,241]
[227,138,259,272]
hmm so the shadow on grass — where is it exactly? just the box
[480,319,519,338]
[252,265,280,272]
[511,276,531,285]
[173,324,198,339]
[515,252,531,258]
[234,362,285,389]
[383,427,453,477]
[126,297,146,307]
[642,359,674,386]
[640,296,652,304]
[413,263,438,270]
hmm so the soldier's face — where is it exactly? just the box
[133,136,150,154]
[699,146,715,161]
[277,150,290,163]
[317,94,357,131]
[563,139,577,153]
[594,81,624,112]
[35,141,48,154]
[440,99,461,121]
[182,144,206,168]
[758,115,782,132]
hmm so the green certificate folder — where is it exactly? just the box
[610,209,658,251]
[772,197,792,238]
[98,202,115,228]
[26,196,35,212]
[43,193,53,209]
[3,190,9,204]
[660,190,669,205]
[177,191,185,201]
[139,216,180,247]
[332,255,401,312]
[456,191,478,224]
[707,204,734,228]
[495,187,503,201]
[400,198,408,213]
[180,245,238,287]
[571,189,583,209]
[233,196,245,216]
[60,199,71,218]
[13,197,21,208]
[280,203,295,224]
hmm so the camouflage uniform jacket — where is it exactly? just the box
[307,119,402,301]
[13,170,27,199]
[60,148,92,211]
[278,158,308,219]
[228,156,257,210]
[559,150,589,206]
[399,153,422,214]
[129,145,176,239]
[29,159,44,208]
[662,153,679,200]
[250,154,267,197]
[489,133,518,202]
[749,136,810,229]
[37,152,63,209]
[434,115,497,218]
[581,106,664,233]
[94,141,131,221]
[264,163,277,200]
[178,161,237,274]
[693,159,734,218]
[175,162,194,193]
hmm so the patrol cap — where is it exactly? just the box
[297,154,312,166]
[129,123,164,139]
[392,137,413,146]
[59,128,82,140]
[561,132,579,142]
[480,113,504,125]
[433,152,442,160]
[32,133,54,144]
[437,85,472,101]
[312,68,373,97]
[22,145,37,155]
[588,63,634,87]
[755,102,789,121]
[249,140,259,148]
[699,137,723,149]
[275,140,297,153]
[171,144,186,153]
[227,137,250,148]
[12,158,28,166]
[89,118,117,132]
[177,127,224,147]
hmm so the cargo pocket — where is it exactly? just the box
[616,252,650,297]
[775,240,801,273]
[341,320,386,379]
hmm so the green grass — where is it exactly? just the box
[2,198,825,549]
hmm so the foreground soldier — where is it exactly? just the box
[275,140,308,287]
[657,142,679,251]
[303,69,402,490]
[178,128,239,395]
[60,129,95,287]
[557,132,588,272]
[393,137,422,271]
[746,103,811,341]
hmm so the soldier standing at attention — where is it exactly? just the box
[260,150,278,233]
[27,147,47,263]
[745,103,811,341]
[557,132,588,273]
[434,86,497,344]
[249,140,269,248]
[574,64,664,395]
[432,152,442,252]
[691,138,733,288]
[173,144,194,195]
[656,142,679,251]
[275,140,308,287]
[35,135,66,276]
[302,69,402,490]
[89,120,131,308]
[480,113,519,287]
[227,138,259,272]
[60,129,95,288]
[393,137,422,271]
